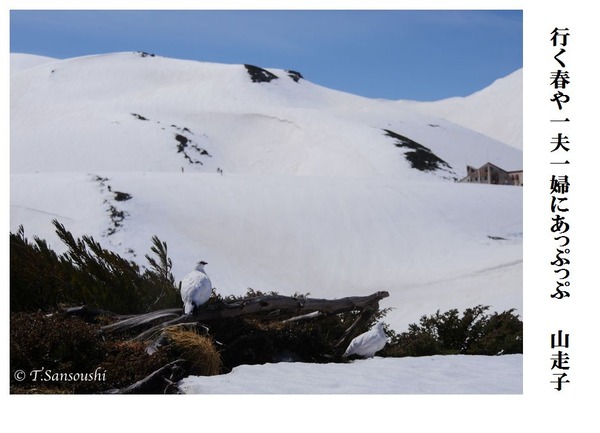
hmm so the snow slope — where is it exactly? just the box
[179,354,523,394]
[10,52,523,334]
[10,53,57,75]
[412,69,523,150]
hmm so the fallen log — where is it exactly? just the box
[102,291,390,338]
[95,290,391,385]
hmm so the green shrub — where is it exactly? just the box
[383,305,522,357]
[10,221,180,314]
[468,309,524,355]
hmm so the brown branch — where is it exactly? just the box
[102,308,182,333]
[194,290,390,320]
[106,359,186,394]
[62,305,125,321]
[101,291,390,341]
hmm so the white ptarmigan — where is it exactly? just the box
[180,260,212,314]
[343,321,387,358]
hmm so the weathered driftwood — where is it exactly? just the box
[101,308,182,333]
[205,290,389,318]
[283,311,323,323]
[101,291,389,340]
[63,305,126,321]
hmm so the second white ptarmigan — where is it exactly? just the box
[180,260,212,314]
[343,321,388,358]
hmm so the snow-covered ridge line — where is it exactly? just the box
[10,51,521,177]
[412,69,523,149]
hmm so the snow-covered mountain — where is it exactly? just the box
[10,52,522,332]
[10,53,58,74]
[412,69,523,150]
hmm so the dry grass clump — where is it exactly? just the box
[165,327,222,376]
[250,318,287,332]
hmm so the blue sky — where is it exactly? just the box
[10,10,522,101]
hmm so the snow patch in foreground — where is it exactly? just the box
[179,355,522,394]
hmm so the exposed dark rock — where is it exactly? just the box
[244,64,279,83]
[174,134,189,153]
[106,204,126,236]
[131,113,149,121]
[384,129,453,173]
[286,70,304,82]
[91,175,130,236]
[173,132,211,164]
[113,191,132,202]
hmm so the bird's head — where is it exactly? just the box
[194,260,208,271]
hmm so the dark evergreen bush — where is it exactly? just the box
[10,221,180,314]
[383,305,522,357]
[10,226,68,312]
